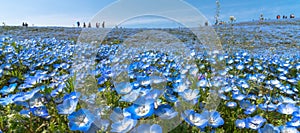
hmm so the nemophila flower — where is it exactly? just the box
[232,93,246,101]
[111,117,137,133]
[13,88,40,103]
[63,91,80,100]
[29,93,45,107]
[245,115,266,130]
[279,125,299,133]
[258,124,280,133]
[0,83,17,95]
[244,105,257,115]
[120,89,140,103]
[0,94,16,106]
[235,119,246,129]
[30,106,50,119]
[286,117,300,127]
[279,96,297,104]
[277,103,298,115]
[181,110,208,129]
[110,107,131,123]
[239,100,252,109]
[202,110,224,128]
[68,109,95,132]
[19,109,30,118]
[258,103,277,111]
[126,103,155,119]
[226,101,237,108]
[57,98,78,115]
[131,124,162,133]
[179,89,200,105]
[114,82,133,95]
[135,89,163,105]
[155,104,178,119]
[293,111,300,118]
[197,79,208,88]
[173,82,188,93]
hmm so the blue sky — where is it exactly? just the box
[1,0,299,27]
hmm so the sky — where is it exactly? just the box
[1,0,300,27]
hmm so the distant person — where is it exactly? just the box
[290,14,295,18]
[102,21,105,28]
[83,22,86,28]
[22,22,25,26]
[88,22,91,28]
[77,21,80,27]
[276,15,280,19]
[204,21,208,26]
[96,22,99,28]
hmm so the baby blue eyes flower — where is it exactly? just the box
[68,109,95,132]
[114,82,133,95]
[131,124,162,133]
[245,115,266,130]
[57,98,78,115]
[111,118,137,133]
[258,124,280,133]
[181,110,208,129]
[202,110,224,128]
[0,83,17,95]
[30,106,50,119]
[286,117,300,127]
[279,125,299,133]
[126,103,155,120]
[155,104,178,120]
[235,119,246,129]
[179,89,200,105]
[226,101,237,108]
[277,103,298,115]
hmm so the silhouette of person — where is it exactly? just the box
[276,15,280,19]
[102,21,105,28]
[96,22,99,28]
[88,22,91,28]
[83,22,86,28]
[77,21,80,27]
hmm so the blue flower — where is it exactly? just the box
[68,109,95,132]
[181,110,208,129]
[131,124,162,133]
[235,119,246,129]
[258,103,277,111]
[258,124,280,133]
[279,125,299,133]
[277,103,298,115]
[179,89,200,105]
[244,105,257,115]
[126,103,155,119]
[226,101,237,108]
[110,118,137,133]
[155,104,178,120]
[63,92,81,100]
[286,117,300,127]
[57,98,78,115]
[0,83,17,95]
[245,115,266,130]
[114,82,133,95]
[202,110,224,128]
[232,93,246,101]
[30,106,50,119]
[119,89,140,103]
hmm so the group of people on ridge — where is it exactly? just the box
[276,14,295,19]
[76,21,105,28]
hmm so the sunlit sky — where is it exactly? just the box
[1,0,299,27]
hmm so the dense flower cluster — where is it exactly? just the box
[0,35,299,133]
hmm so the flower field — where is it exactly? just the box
[0,22,300,133]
